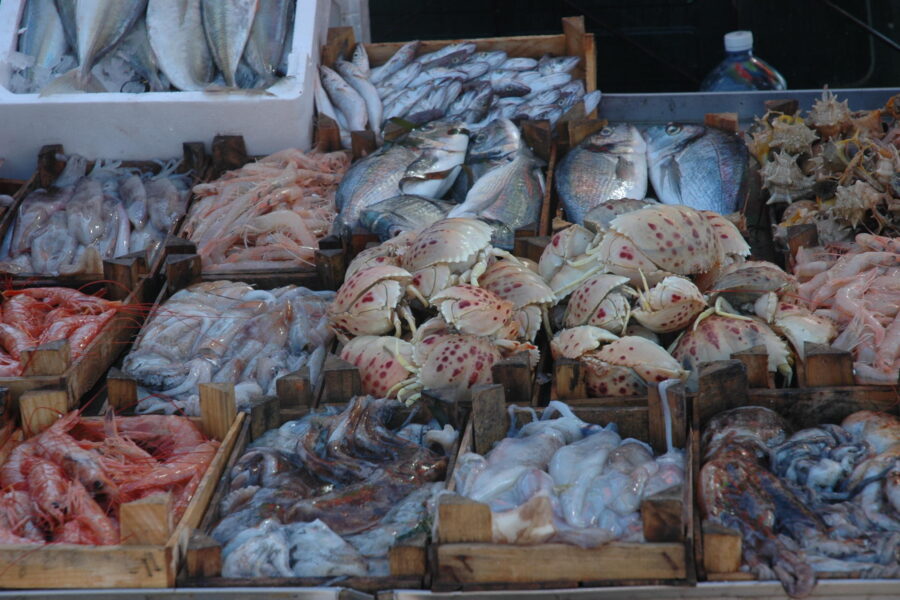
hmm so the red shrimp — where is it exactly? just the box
[66,483,118,545]
[0,438,36,488]
[3,287,118,315]
[33,412,118,499]
[0,322,34,361]
[53,519,96,545]
[0,490,44,542]
[120,440,218,496]
[67,310,116,357]
[26,457,70,526]
[2,294,45,338]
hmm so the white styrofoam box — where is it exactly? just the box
[0,0,331,180]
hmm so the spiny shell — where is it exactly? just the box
[563,273,632,331]
[592,336,687,384]
[808,88,852,134]
[832,181,883,228]
[550,325,619,359]
[432,284,515,337]
[632,276,706,333]
[341,336,413,397]
[761,151,814,204]
[417,334,501,391]
[769,115,818,154]
[402,218,492,273]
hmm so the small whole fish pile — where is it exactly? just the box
[182,149,348,273]
[793,232,900,385]
[123,281,334,415]
[0,287,120,376]
[455,399,683,546]
[557,121,749,223]
[211,396,456,578]
[316,40,600,146]
[755,90,900,246]
[336,118,544,236]
[0,154,190,276]
[11,0,295,94]
[0,410,219,545]
[701,407,900,597]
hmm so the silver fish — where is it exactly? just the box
[18,0,68,72]
[53,0,77,52]
[643,123,749,214]
[451,118,520,201]
[319,65,367,131]
[414,42,476,67]
[75,0,147,76]
[501,57,537,71]
[243,0,293,84]
[351,43,370,78]
[116,17,168,91]
[382,84,432,124]
[369,40,419,86]
[201,0,258,87]
[399,122,469,197]
[555,123,648,225]
[538,55,580,75]
[360,195,454,240]
[335,59,382,134]
[467,50,507,69]
[378,61,421,94]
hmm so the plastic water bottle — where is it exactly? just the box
[700,31,787,91]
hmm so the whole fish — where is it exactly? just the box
[399,122,469,197]
[350,43,370,78]
[243,0,293,84]
[360,195,454,240]
[201,0,258,87]
[75,0,147,78]
[115,17,168,92]
[644,123,749,214]
[319,65,367,131]
[53,0,77,52]
[369,40,419,86]
[18,0,68,72]
[147,0,215,91]
[555,123,648,225]
[452,117,521,200]
[335,60,382,133]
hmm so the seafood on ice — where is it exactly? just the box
[122,281,334,415]
[455,398,684,546]
[0,154,190,276]
[701,406,900,597]
[0,287,120,376]
[212,396,456,578]
[0,410,219,545]
[183,149,349,273]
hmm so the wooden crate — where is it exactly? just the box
[692,359,900,584]
[433,384,693,590]
[179,401,464,592]
[171,135,347,291]
[0,385,244,588]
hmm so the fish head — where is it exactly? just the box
[408,120,471,152]
[582,123,646,156]
[642,122,705,159]
[468,118,520,163]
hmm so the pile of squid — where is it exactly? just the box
[328,217,552,405]
[0,287,120,376]
[0,411,218,545]
[182,149,349,273]
[122,281,334,415]
[793,233,899,385]
[455,399,683,546]
[0,155,190,275]
[749,89,900,245]
[211,396,456,578]
[701,407,900,597]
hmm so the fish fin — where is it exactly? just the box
[39,68,107,96]
[615,156,636,182]
[659,157,683,204]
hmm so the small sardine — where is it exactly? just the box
[351,43,370,78]
[320,65,367,131]
[369,40,419,86]
[538,55,580,75]
[335,59,382,135]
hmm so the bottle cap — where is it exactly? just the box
[724,30,753,52]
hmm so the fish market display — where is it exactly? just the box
[335,119,544,234]
[122,281,334,415]
[701,406,900,597]
[315,41,600,144]
[212,396,455,578]
[0,410,219,545]
[0,154,190,275]
[755,90,900,246]
[0,287,120,376]
[792,232,900,385]
[10,0,295,93]
[182,149,348,273]
[455,399,683,546]
[329,218,548,403]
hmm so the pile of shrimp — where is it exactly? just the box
[0,411,219,545]
[794,232,900,384]
[0,287,120,377]
[182,149,349,273]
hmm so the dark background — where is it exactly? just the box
[369,0,900,92]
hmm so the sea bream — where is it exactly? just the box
[200,0,257,87]
[147,0,215,91]
[555,123,648,225]
[643,123,749,214]
[360,195,454,241]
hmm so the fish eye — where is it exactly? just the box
[665,124,682,135]
[448,127,470,136]
[600,127,612,136]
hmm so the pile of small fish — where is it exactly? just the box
[212,396,456,578]
[0,154,190,275]
[0,287,119,376]
[11,0,294,94]
[316,41,600,146]
[751,90,900,245]
[122,281,334,415]
[336,118,544,236]
[556,121,750,223]
[456,399,683,546]
[793,233,900,385]
[701,406,900,597]
[0,410,219,545]
[182,148,348,273]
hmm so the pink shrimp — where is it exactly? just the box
[3,287,118,314]
[25,457,70,526]
[0,322,35,361]
[33,413,118,499]
[0,438,35,488]
[0,490,44,542]
[66,310,116,358]
[876,311,900,372]
[833,270,885,346]
[66,483,118,545]
[2,294,45,338]
[119,440,218,496]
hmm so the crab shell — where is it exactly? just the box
[479,259,556,342]
[340,336,414,397]
[414,334,502,393]
[431,284,517,338]
[538,224,603,299]
[771,302,837,361]
[563,273,633,333]
[711,261,797,312]
[327,265,413,337]
[401,218,494,297]
[550,326,620,359]
[632,276,706,333]
[580,355,647,397]
[345,231,416,279]
[701,211,751,262]
[583,198,656,234]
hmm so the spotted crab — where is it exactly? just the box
[479,259,556,342]
[562,273,634,333]
[551,326,687,396]
[632,275,706,333]
[327,264,425,339]
[430,284,519,339]
[769,301,837,361]
[710,260,798,321]
[538,224,601,299]
[344,231,416,279]
[340,335,414,397]
[583,198,656,234]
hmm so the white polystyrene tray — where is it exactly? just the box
[0,0,330,179]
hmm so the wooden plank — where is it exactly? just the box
[37,143,66,188]
[351,130,377,160]
[554,357,586,400]
[731,345,772,388]
[0,545,172,588]
[437,494,492,544]
[102,257,140,301]
[765,98,800,115]
[436,542,685,584]
[247,395,280,441]
[315,115,343,152]
[389,532,427,577]
[185,531,222,578]
[198,383,237,441]
[696,360,748,425]
[107,367,138,412]
[704,112,739,133]
[701,522,742,575]
[21,338,70,376]
[798,342,854,387]
[365,34,568,67]
[562,16,587,85]
[20,389,69,436]
[121,493,173,545]
[322,26,356,68]
[165,253,202,294]
[276,366,313,409]
[315,248,346,290]
[641,485,684,543]
[785,223,818,270]
[210,135,250,179]
[470,384,507,455]
[321,354,362,404]
[491,353,531,407]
